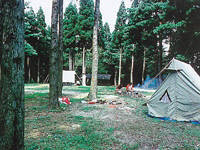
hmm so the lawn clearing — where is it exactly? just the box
[25,84,200,150]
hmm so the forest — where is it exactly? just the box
[23,0,200,86]
[0,0,200,149]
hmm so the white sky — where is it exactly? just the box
[25,0,132,32]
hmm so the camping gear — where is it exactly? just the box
[59,96,71,104]
[147,58,200,122]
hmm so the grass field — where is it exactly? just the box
[25,84,200,150]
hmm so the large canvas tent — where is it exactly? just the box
[147,58,200,122]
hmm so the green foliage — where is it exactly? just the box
[24,4,50,83]
[98,12,105,49]
[124,0,200,81]
[63,3,79,50]
[108,1,128,76]
[78,0,94,49]
[153,21,185,34]
[24,41,37,56]
[113,1,127,47]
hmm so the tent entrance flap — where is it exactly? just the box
[160,90,171,103]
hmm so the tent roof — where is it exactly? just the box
[167,58,191,71]
[166,58,200,90]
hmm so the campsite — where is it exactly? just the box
[25,84,200,149]
[24,59,200,149]
[1,0,200,149]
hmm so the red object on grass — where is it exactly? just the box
[88,101,96,104]
[62,97,71,104]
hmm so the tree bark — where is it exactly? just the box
[0,63,1,82]
[58,0,63,97]
[27,56,31,83]
[118,48,122,85]
[37,57,40,83]
[89,0,100,101]
[142,48,146,84]
[72,53,75,70]
[114,69,117,86]
[82,47,86,86]
[69,50,73,71]
[130,52,134,83]
[0,1,24,149]
[49,0,60,108]
[158,34,163,80]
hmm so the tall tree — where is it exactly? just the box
[102,23,117,84]
[79,0,94,86]
[24,6,39,83]
[89,0,100,101]
[63,3,79,71]
[112,1,127,85]
[36,7,47,83]
[49,0,63,108]
[0,0,24,149]
[36,7,51,83]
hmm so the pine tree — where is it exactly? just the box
[36,7,46,83]
[168,0,200,74]
[36,7,51,83]
[63,3,79,71]
[24,5,40,83]
[98,12,105,49]
[0,1,24,149]
[79,0,94,86]
[112,1,127,85]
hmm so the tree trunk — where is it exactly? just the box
[114,69,117,86]
[37,57,40,83]
[130,52,134,83]
[0,63,1,83]
[27,56,31,83]
[118,48,122,85]
[0,1,24,149]
[142,48,146,84]
[72,53,75,70]
[58,0,63,97]
[89,0,100,101]
[82,47,86,86]
[158,34,163,80]
[49,0,60,108]
[69,50,73,71]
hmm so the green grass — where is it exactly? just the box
[24,84,200,150]
[63,86,91,93]
[81,106,102,112]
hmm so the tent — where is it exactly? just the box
[147,58,200,122]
